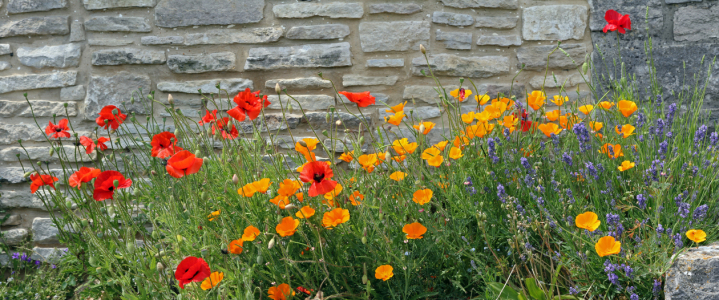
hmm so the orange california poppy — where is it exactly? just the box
[537,123,563,137]
[68,167,101,190]
[403,222,427,239]
[322,208,350,229]
[465,123,494,139]
[527,91,546,110]
[433,140,449,151]
[589,121,603,132]
[392,138,418,155]
[559,114,580,129]
[200,271,224,290]
[601,143,624,159]
[453,134,470,149]
[551,95,568,106]
[617,160,635,172]
[595,236,621,257]
[421,147,443,167]
[392,154,407,163]
[207,210,221,221]
[475,94,490,105]
[615,124,635,138]
[375,265,394,281]
[276,217,300,237]
[295,206,316,219]
[686,229,707,243]
[461,112,477,124]
[545,110,561,122]
[339,152,354,162]
[484,101,507,120]
[493,97,515,108]
[578,105,594,115]
[339,91,375,107]
[357,154,378,173]
[389,171,407,181]
[450,88,473,102]
[278,179,302,197]
[386,101,407,114]
[269,195,291,209]
[449,147,463,159]
[349,191,364,205]
[296,192,304,202]
[166,150,203,178]
[575,212,601,232]
[228,239,244,254]
[239,178,272,197]
[413,122,435,135]
[617,100,637,117]
[598,101,615,110]
[498,115,518,133]
[295,138,319,162]
[268,283,295,300]
[385,111,405,126]
[323,183,343,200]
[413,189,433,205]
[242,225,261,241]
[29,173,58,194]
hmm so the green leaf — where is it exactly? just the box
[410,292,440,300]
[488,282,521,300]
[524,278,546,300]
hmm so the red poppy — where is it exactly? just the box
[68,167,101,189]
[603,10,631,34]
[515,109,534,133]
[93,170,132,201]
[29,173,58,194]
[175,256,211,289]
[199,109,218,125]
[166,150,203,178]
[339,91,375,108]
[45,119,70,139]
[212,117,239,140]
[151,132,183,158]
[299,161,338,197]
[79,136,109,154]
[95,105,127,130]
[227,88,270,122]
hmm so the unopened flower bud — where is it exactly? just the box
[275,83,282,94]
[284,204,297,210]
[151,170,157,176]
[113,180,119,188]
[418,123,426,133]
[81,219,89,228]
[232,174,239,185]
[194,150,201,157]
[287,102,293,114]
[256,255,263,265]
[362,275,368,284]
[268,237,276,250]
[325,112,331,123]
[335,120,342,126]
[112,109,119,115]
[156,262,165,271]
[582,62,589,75]
[167,94,174,106]
[361,237,367,245]
[203,157,210,164]
[420,44,426,54]
[298,140,308,148]
[49,147,55,157]
[126,242,135,253]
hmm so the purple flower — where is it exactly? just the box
[695,125,708,147]
[710,132,718,147]
[585,162,598,179]
[569,286,578,295]
[673,233,683,250]
[666,103,677,126]
[573,123,592,152]
[659,140,668,158]
[655,118,665,136]
[51,264,57,269]
[551,133,560,146]
[653,279,662,296]
[11,253,19,260]
[34,260,42,266]
[677,202,690,218]
[635,111,646,129]
[497,183,507,203]
[520,157,531,170]
[562,152,573,166]
[607,272,620,287]
[636,194,647,210]
[692,204,708,221]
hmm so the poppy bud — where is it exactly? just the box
[147,93,154,101]
[126,242,135,253]
[298,140,307,147]
[81,219,89,228]
[335,120,342,126]
[420,44,426,54]
[194,149,201,157]
[358,136,364,145]
[66,200,73,208]
[168,94,174,106]
[89,256,97,266]
[151,170,157,176]
[23,171,34,178]
[325,112,331,123]
[49,147,55,157]
[232,174,239,185]
[107,207,115,216]
[287,102,293,114]
[203,157,210,164]
[275,83,282,94]
[361,237,367,245]
[176,235,183,242]
[284,204,297,210]
[582,62,589,75]
[585,250,590,256]
[419,123,426,133]
[362,275,368,284]
[112,108,119,115]
[256,255,263,265]
[156,262,165,271]
[384,151,391,160]
[131,96,135,104]
[268,237,276,250]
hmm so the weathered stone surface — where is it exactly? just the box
[411,54,509,78]
[185,27,283,45]
[0,71,77,94]
[674,6,719,42]
[530,73,586,89]
[245,42,351,70]
[157,78,253,95]
[343,75,398,86]
[0,16,69,38]
[666,0,701,3]
[274,2,363,19]
[0,62,10,71]
[0,44,11,56]
[0,190,62,210]
[85,72,151,118]
[16,43,81,69]
[168,52,235,73]
[92,48,166,66]
[403,85,458,104]
[304,112,372,131]
[359,21,430,52]
[523,5,588,41]
[477,35,522,46]
[265,77,332,90]
[267,95,335,111]
[83,0,157,10]
[1,228,27,246]
[0,167,30,183]
[286,24,350,40]
[30,247,67,263]
[366,59,404,68]
[665,242,719,300]
[87,39,133,46]
[69,22,85,42]
[141,36,184,45]
[440,0,517,9]
[155,0,265,28]
[475,16,518,29]
[1,214,22,226]
[517,44,586,71]
[0,100,77,117]
[380,106,441,121]
[369,3,421,14]
[238,113,301,133]
[266,135,314,149]
[432,11,474,27]
[7,0,66,14]
[436,30,472,50]
[1,146,96,162]
[0,254,7,267]
[84,16,151,32]
[476,83,525,99]
[0,124,46,145]
[588,0,662,33]
[60,85,85,101]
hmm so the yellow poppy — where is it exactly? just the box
[375,265,394,281]
[617,160,635,172]
[575,212,601,232]
[389,171,407,181]
[201,272,224,290]
[403,222,427,239]
[686,229,707,243]
[527,91,546,110]
[595,236,621,257]
[449,147,463,159]
[421,147,443,167]
[412,189,433,205]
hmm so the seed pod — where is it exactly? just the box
[420,44,426,54]
[176,235,183,242]
[23,171,34,178]
[582,62,589,75]
[81,219,89,228]
[168,94,174,106]
[112,109,119,115]
[298,140,307,148]
[361,237,367,245]
[358,136,365,145]
[287,102,293,114]
[256,255,263,265]
[126,242,135,253]
[419,123,426,133]
[113,180,119,188]
[49,147,55,157]
[268,237,276,250]
[131,96,135,104]
[156,262,165,271]
[232,174,239,185]
[65,200,73,208]
[275,83,282,94]
[194,150,201,157]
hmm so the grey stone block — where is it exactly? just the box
[530,73,586,89]
[0,100,77,117]
[674,5,719,42]
[0,44,11,56]
[185,27,283,45]
[84,16,152,32]
[60,85,85,101]
[0,190,59,210]
[436,30,472,50]
[167,52,235,73]
[411,54,509,78]
[87,39,133,46]
[267,94,335,111]
[1,214,22,226]
[273,2,363,19]
[69,22,85,42]
[369,3,421,14]
[343,75,398,87]
[83,0,157,10]
[7,0,66,14]
[1,146,96,162]
[432,11,474,27]
[475,16,518,29]
[285,24,350,40]
[359,21,430,52]
[92,48,166,66]
[523,5,587,41]
[0,124,47,145]
[517,44,586,71]
[402,85,458,104]
[0,16,69,38]
[0,62,10,71]
[155,0,264,27]
[16,43,81,69]
[244,42,351,70]
[1,228,27,246]
[265,77,332,90]
[0,71,77,94]
[477,35,522,47]
[157,78,253,95]
[665,242,719,300]
[440,0,517,9]
[304,112,372,131]
[366,59,404,68]
[31,247,67,263]
[141,36,184,45]
[84,72,151,118]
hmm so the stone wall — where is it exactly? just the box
[0,0,594,259]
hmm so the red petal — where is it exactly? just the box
[227,107,246,122]
[604,9,621,22]
[166,164,184,178]
[309,179,337,197]
[183,158,203,176]
[168,150,197,170]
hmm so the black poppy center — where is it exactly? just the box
[108,186,114,191]
[313,172,324,183]
[55,128,63,132]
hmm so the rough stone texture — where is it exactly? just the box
[238,113,301,133]
[530,73,586,89]
[665,242,719,300]
[343,75,398,86]
[475,16,518,29]
[273,2,363,19]
[141,36,184,45]
[30,247,67,263]
[366,59,404,68]
[92,48,166,66]
[0,100,77,117]
[477,35,522,46]
[245,42,351,70]
[369,3,421,15]
[84,72,152,118]
[84,16,152,33]
[0,191,59,210]
[0,254,8,267]
[7,0,66,14]
[285,24,350,40]
[0,44,11,56]
[16,43,81,69]
[155,0,265,27]
[1,146,96,162]
[185,27,283,45]
[517,44,587,71]
[412,54,509,78]
[1,228,27,246]
[1,214,22,226]
[359,21,430,52]
[0,167,30,183]
[432,11,474,27]
[304,112,372,131]
[267,95,335,111]
[0,71,77,94]
[0,16,69,38]
[0,124,46,145]
[588,0,663,33]
[0,62,10,71]
[380,106,442,121]
[403,85,459,104]
[522,5,588,41]
[87,39,134,46]
[436,30,472,50]
[265,77,332,90]
[60,85,85,101]
[84,0,157,10]
[69,22,85,42]
[157,78,253,95]
[674,6,719,42]
[440,0,518,9]
[168,52,235,73]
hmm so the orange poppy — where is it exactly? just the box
[617,160,635,171]
[295,138,319,162]
[339,152,354,162]
[475,94,490,105]
[295,206,316,219]
[375,265,394,281]
[453,134,470,149]
[413,122,435,135]
[575,212,601,232]
[421,147,443,167]
[545,110,561,122]
[242,225,261,241]
[269,195,291,209]
[461,112,477,124]
[598,101,615,110]
[449,147,463,159]
[339,91,375,107]
[686,229,707,243]
[392,138,418,155]
[276,217,300,237]
[403,222,427,239]
[278,179,302,197]
[207,210,221,221]
[538,123,563,137]
[589,121,603,132]
[357,154,378,173]
[385,101,407,114]
[465,123,494,139]
[493,97,515,108]
[96,105,127,130]
[527,91,546,110]
[617,100,637,117]
[79,136,109,154]
[498,115,518,133]
[166,150,203,178]
[322,208,350,229]
[29,173,58,194]
[600,143,624,159]
[551,95,568,106]
[389,171,407,181]
[295,192,304,202]
[349,191,364,205]
[228,239,244,254]
[385,111,405,126]
[433,141,449,151]
[578,105,594,115]
[45,119,71,139]
[392,154,407,163]
[323,183,343,201]
[595,236,621,257]
[615,124,635,138]
[559,114,580,129]
[68,167,101,190]
[484,102,507,120]
[413,189,432,205]
[239,178,272,197]
[268,283,295,300]
[200,271,224,290]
